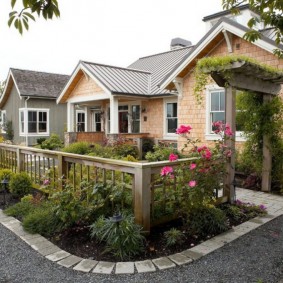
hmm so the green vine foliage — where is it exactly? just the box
[236,91,283,191]
[193,55,283,104]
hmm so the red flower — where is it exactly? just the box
[176,125,192,135]
[161,166,174,176]
[169,153,178,162]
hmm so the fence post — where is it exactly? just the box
[57,154,67,189]
[16,148,24,173]
[134,166,151,233]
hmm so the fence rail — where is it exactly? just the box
[0,143,227,232]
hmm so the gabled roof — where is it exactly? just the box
[10,68,69,98]
[58,47,193,103]
[81,61,151,95]
[128,46,193,94]
[159,17,283,90]
[0,68,69,108]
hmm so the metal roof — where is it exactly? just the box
[128,46,193,94]
[260,28,278,42]
[81,61,151,95]
[11,68,69,98]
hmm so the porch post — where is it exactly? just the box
[67,102,75,132]
[261,95,272,192]
[110,96,119,134]
[224,86,236,203]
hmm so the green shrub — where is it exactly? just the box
[9,172,32,197]
[40,134,63,150]
[113,144,139,159]
[22,203,62,237]
[36,137,46,145]
[90,213,145,260]
[0,169,15,191]
[62,142,92,155]
[186,206,229,237]
[164,228,186,247]
[4,200,35,220]
[145,145,181,162]
[121,155,138,162]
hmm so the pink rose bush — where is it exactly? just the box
[159,122,234,209]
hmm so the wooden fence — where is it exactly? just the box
[0,143,227,232]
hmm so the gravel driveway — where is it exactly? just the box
[0,215,283,283]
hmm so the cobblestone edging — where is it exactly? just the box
[0,188,283,275]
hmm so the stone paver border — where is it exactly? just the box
[1,188,283,275]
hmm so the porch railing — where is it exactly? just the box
[0,143,228,232]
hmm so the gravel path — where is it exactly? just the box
[0,215,283,283]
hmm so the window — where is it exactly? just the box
[210,90,225,132]
[19,109,49,136]
[165,101,178,135]
[76,111,85,132]
[206,88,245,140]
[0,110,6,133]
[131,105,140,133]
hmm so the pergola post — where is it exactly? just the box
[224,86,236,203]
[261,95,272,192]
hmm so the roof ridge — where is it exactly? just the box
[80,61,151,74]
[137,46,194,60]
[10,67,69,77]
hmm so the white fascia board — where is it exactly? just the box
[0,70,21,107]
[56,63,111,104]
[159,21,278,90]
[68,93,110,103]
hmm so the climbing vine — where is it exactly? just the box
[236,91,283,191]
[193,55,283,104]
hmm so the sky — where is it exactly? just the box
[0,0,223,81]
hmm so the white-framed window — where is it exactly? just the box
[106,102,141,134]
[164,99,178,139]
[90,106,102,132]
[76,110,85,132]
[19,108,49,136]
[206,87,245,141]
[131,105,140,133]
[0,110,7,133]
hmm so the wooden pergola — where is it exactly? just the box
[205,60,283,202]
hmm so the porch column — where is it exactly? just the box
[110,96,119,134]
[67,102,75,132]
[261,95,272,192]
[224,86,236,203]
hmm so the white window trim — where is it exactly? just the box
[19,108,50,137]
[205,86,246,142]
[76,109,87,132]
[0,110,7,133]
[106,101,142,134]
[163,98,178,140]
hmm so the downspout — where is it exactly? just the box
[25,96,30,146]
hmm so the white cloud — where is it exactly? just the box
[0,0,223,80]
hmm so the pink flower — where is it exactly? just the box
[188,180,197,187]
[212,121,223,134]
[43,179,50,186]
[225,149,232,157]
[161,166,174,176]
[197,145,212,160]
[169,153,178,162]
[176,125,192,135]
[224,124,233,137]
[190,163,197,170]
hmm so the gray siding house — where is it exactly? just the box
[0,68,69,145]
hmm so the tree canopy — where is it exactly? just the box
[8,0,60,34]
[222,0,283,58]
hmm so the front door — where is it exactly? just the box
[119,111,128,133]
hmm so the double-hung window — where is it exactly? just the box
[19,109,49,136]
[164,100,178,138]
[206,88,245,140]
[131,105,140,133]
